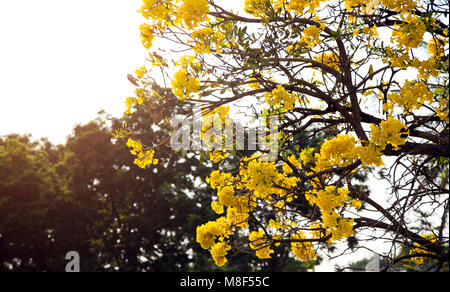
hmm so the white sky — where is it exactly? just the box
[0,0,147,144]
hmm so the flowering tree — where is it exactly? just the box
[122,0,449,271]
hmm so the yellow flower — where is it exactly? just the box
[125,97,137,115]
[315,135,359,171]
[211,201,224,215]
[264,85,299,111]
[427,37,447,58]
[314,52,340,72]
[126,138,158,168]
[388,80,434,111]
[362,25,379,38]
[210,150,228,163]
[436,97,449,124]
[357,143,384,166]
[305,187,355,242]
[217,186,235,207]
[206,170,235,190]
[140,23,155,49]
[211,241,231,266]
[196,220,223,249]
[171,69,200,100]
[249,229,273,259]
[140,0,174,21]
[191,27,225,54]
[135,66,147,79]
[291,232,317,261]
[350,199,362,209]
[246,158,278,197]
[409,233,439,266]
[369,117,409,151]
[244,0,269,17]
[299,147,315,165]
[287,0,322,14]
[391,17,426,49]
[380,0,417,13]
[301,24,324,47]
[178,0,209,29]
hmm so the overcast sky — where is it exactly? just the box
[0,0,147,144]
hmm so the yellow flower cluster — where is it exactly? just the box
[126,138,158,168]
[198,154,305,264]
[305,186,357,242]
[135,66,147,79]
[206,169,253,228]
[178,0,209,29]
[196,217,232,266]
[384,47,442,81]
[140,23,155,49]
[345,0,417,14]
[171,69,200,100]
[286,0,322,14]
[197,219,224,250]
[246,158,279,197]
[384,47,410,69]
[387,80,434,112]
[241,156,299,203]
[140,0,173,21]
[291,232,317,261]
[191,27,225,54]
[210,150,229,163]
[124,95,144,115]
[206,169,235,190]
[314,52,340,72]
[197,179,254,266]
[380,0,417,13]
[357,143,384,166]
[427,37,447,59]
[244,0,271,17]
[211,241,232,266]
[309,118,405,168]
[314,135,359,172]
[362,25,379,38]
[200,105,230,149]
[369,116,409,151]
[391,16,427,49]
[249,229,273,259]
[264,85,299,112]
[300,24,324,47]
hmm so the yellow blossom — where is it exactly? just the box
[140,23,155,49]
[291,232,317,261]
[126,138,158,168]
[178,0,209,29]
[369,117,409,151]
[140,0,174,21]
[211,241,231,266]
[301,24,324,47]
[191,27,225,54]
[391,17,426,49]
[171,69,200,100]
[249,229,273,259]
[265,85,299,111]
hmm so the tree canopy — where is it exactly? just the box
[121,0,449,271]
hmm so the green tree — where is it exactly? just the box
[0,135,64,271]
